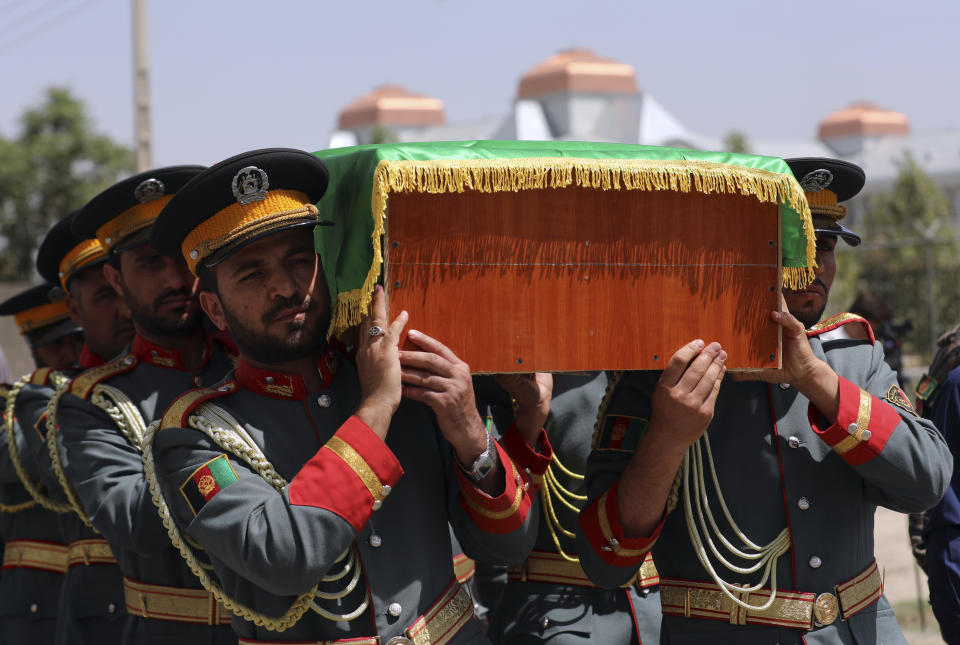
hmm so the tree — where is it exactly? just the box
[835,153,958,355]
[0,87,133,280]
[723,131,750,154]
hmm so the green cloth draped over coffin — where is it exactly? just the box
[312,140,814,344]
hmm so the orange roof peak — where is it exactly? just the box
[337,85,445,130]
[518,49,638,99]
[818,102,910,140]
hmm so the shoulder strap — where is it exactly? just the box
[806,312,875,343]
[69,354,138,399]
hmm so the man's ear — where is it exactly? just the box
[65,293,82,326]
[103,262,124,297]
[199,290,228,331]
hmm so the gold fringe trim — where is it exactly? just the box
[329,157,816,338]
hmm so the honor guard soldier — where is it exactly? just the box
[476,373,661,644]
[0,283,82,643]
[576,158,952,643]
[142,148,540,644]
[51,166,239,644]
[7,210,136,645]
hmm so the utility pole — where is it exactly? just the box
[133,0,152,171]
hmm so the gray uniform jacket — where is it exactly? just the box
[577,316,953,645]
[148,350,540,643]
[53,333,237,645]
[12,355,127,645]
[0,380,63,644]
[476,373,661,645]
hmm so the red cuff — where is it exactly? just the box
[578,479,665,567]
[810,376,900,467]
[288,415,404,532]
[500,424,553,477]
[457,440,534,534]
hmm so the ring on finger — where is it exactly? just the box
[368,325,384,337]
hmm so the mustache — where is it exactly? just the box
[153,288,195,310]
[263,293,313,325]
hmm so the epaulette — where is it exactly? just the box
[159,380,237,430]
[69,354,139,400]
[805,313,875,344]
[28,367,55,386]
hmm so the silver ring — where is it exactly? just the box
[368,325,384,337]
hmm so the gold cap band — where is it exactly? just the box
[58,238,106,290]
[180,189,318,275]
[13,300,71,335]
[95,195,172,252]
[805,188,847,221]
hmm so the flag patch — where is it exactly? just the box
[886,385,918,416]
[180,454,239,517]
[596,415,648,451]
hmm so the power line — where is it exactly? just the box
[0,0,65,37]
[0,0,99,54]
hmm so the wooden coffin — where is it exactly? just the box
[314,142,814,373]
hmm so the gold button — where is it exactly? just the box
[107,603,116,614]
[387,602,402,617]
[385,638,413,645]
[381,485,392,497]
[29,603,38,613]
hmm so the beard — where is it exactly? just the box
[125,286,202,338]
[221,293,330,365]
[785,278,830,328]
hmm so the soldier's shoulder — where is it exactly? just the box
[159,380,239,430]
[68,353,139,400]
[806,313,875,345]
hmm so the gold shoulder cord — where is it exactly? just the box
[142,402,366,632]
[89,383,148,449]
[45,378,97,528]
[4,373,72,513]
[0,382,36,513]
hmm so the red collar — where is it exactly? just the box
[78,344,106,369]
[130,332,209,371]
[234,347,339,400]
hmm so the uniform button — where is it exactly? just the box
[797,497,810,510]
[861,430,872,441]
[193,376,202,387]
[29,603,38,613]
[809,555,822,569]
[368,534,382,548]
[218,385,231,392]
[847,422,859,435]
[778,383,790,390]
[372,499,383,511]
[608,537,620,550]
[264,376,274,384]
[107,603,116,614]
[787,436,801,449]
[151,349,158,356]
[387,602,402,617]
[539,616,550,629]
[381,485,392,497]
[317,394,332,408]
[124,356,134,365]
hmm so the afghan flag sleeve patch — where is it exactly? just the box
[180,454,240,517]
[595,415,648,452]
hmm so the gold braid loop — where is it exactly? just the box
[549,451,585,481]
[4,374,73,513]
[89,384,147,449]
[141,402,366,631]
[45,379,97,528]
[539,454,590,564]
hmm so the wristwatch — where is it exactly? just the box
[456,431,497,482]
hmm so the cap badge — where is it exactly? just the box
[134,178,166,203]
[232,166,269,205]
[799,169,833,193]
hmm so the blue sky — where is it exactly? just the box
[1,0,957,166]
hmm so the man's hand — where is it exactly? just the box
[617,339,727,538]
[400,329,504,494]
[647,339,727,450]
[355,285,408,439]
[732,297,839,421]
[493,373,553,446]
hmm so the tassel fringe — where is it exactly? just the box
[330,157,815,338]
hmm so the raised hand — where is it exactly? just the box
[354,285,408,439]
[493,373,553,445]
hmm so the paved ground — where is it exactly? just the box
[875,507,945,644]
